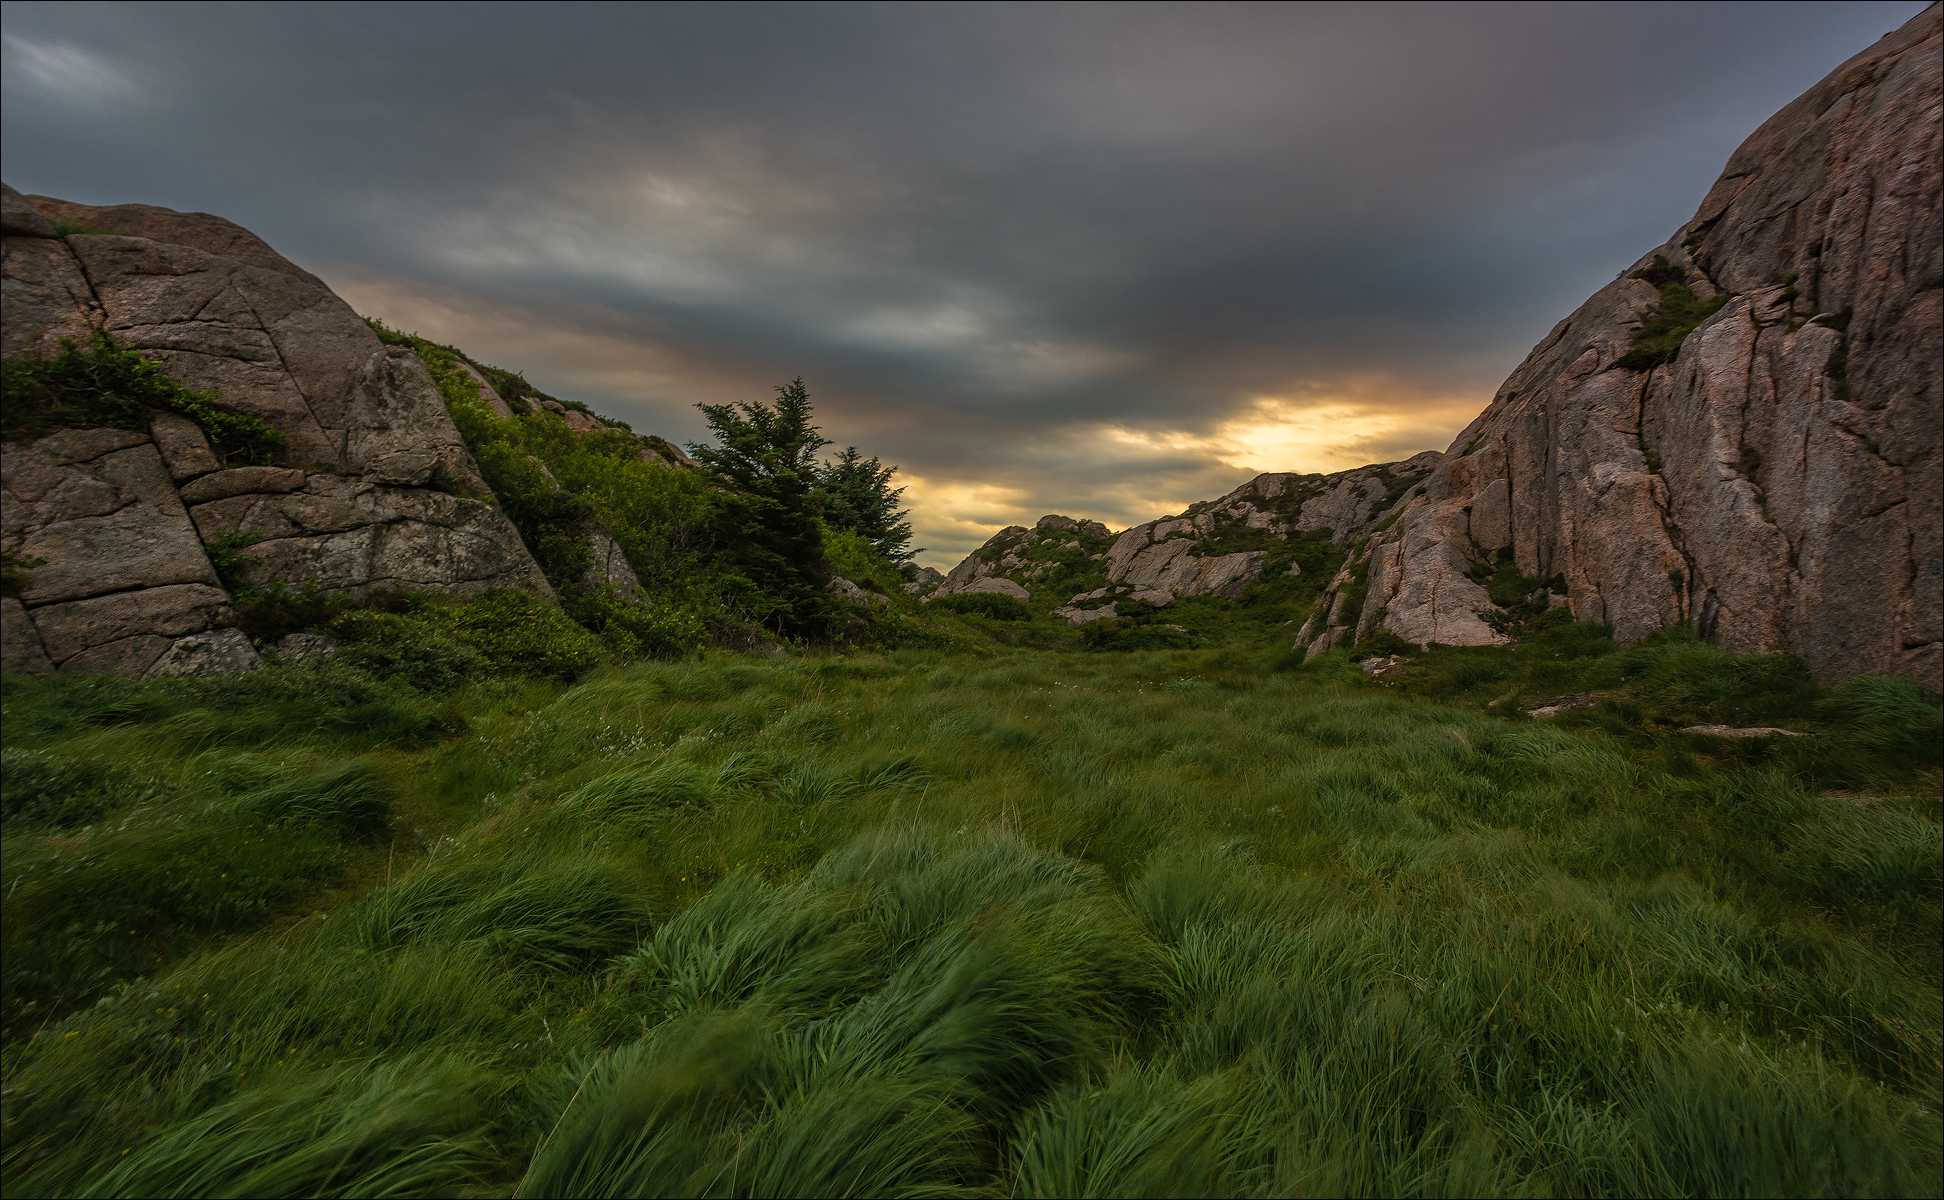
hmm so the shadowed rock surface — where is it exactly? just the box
[1296,8,1941,687]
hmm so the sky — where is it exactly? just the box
[2,1,1928,567]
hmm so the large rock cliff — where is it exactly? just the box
[1297,7,1941,687]
[2,187,551,677]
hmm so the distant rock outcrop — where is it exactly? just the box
[1294,8,1941,687]
[903,565,945,595]
[926,514,1120,604]
[2,186,551,676]
[927,459,1441,625]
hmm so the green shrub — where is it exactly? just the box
[566,587,709,661]
[232,580,357,643]
[203,530,264,593]
[1351,629,1417,658]
[927,592,1031,621]
[433,589,610,680]
[822,526,908,598]
[2,330,286,463]
[1617,259,1733,371]
[689,379,842,639]
[329,609,490,692]
[324,591,610,686]
[1081,620,1195,651]
[817,446,916,564]
[1,550,47,598]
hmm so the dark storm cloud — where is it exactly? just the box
[2,1,1927,562]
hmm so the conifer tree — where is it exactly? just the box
[819,446,918,564]
[689,378,840,637]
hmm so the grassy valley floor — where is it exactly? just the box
[1,632,1939,1197]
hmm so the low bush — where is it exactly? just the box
[1,330,285,463]
[1081,619,1195,651]
[926,591,1032,621]
[1617,258,1734,371]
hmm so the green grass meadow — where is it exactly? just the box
[2,634,1939,1197]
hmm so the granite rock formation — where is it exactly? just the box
[902,566,945,595]
[923,459,1441,625]
[1296,8,1941,687]
[925,514,1119,604]
[1049,457,1439,624]
[3,187,551,676]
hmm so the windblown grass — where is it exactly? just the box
[2,638,1937,1197]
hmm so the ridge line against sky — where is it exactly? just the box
[3,0,1927,567]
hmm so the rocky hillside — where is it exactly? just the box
[917,453,1440,622]
[917,9,1939,688]
[1,188,558,676]
[5,7,1935,685]
[1296,8,1940,687]
[0,187,695,677]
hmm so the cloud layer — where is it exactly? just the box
[3,1,1924,564]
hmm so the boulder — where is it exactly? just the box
[25,195,323,281]
[2,231,104,359]
[269,631,337,664]
[2,434,221,607]
[28,583,233,664]
[540,399,601,433]
[584,520,642,596]
[179,466,309,506]
[1680,725,1808,739]
[1034,514,1110,538]
[58,635,175,678]
[927,575,1029,602]
[145,629,261,678]
[2,183,58,238]
[1,598,53,674]
[27,581,253,677]
[903,565,945,595]
[1297,472,1392,541]
[18,199,492,499]
[148,412,221,482]
[1052,602,1118,625]
[829,576,889,607]
[189,474,554,598]
[451,357,513,418]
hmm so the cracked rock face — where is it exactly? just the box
[2,187,554,676]
[1298,8,1941,688]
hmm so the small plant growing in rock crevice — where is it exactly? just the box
[1,550,48,599]
[203,531,264,594]
[1616,257,1732,371]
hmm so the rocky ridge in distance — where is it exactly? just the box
[917,453,1441,622]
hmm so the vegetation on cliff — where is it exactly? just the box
[1,330,285,464]
[358,320,926,650]
[1615,258,1733,371]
